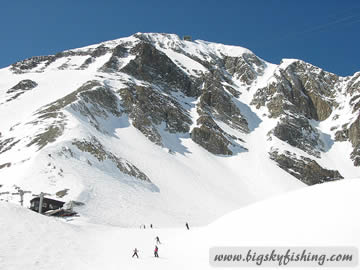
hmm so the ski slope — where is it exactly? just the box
[1,178,359,270]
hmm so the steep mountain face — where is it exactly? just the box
[0,33,358,226]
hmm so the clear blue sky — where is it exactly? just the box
[1,0,359,76]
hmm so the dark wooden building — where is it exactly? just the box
[30,197,65,214]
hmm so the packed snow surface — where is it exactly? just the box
[0,179,359,270]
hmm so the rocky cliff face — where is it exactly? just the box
[269,149,343,185]
[250,58,359,175]
[0,32,359,202]
[335,73,360,166]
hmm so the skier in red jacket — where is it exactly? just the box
[154,245,159,257]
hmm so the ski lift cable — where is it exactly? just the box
[255,6,360,49]
[295,14,360,36]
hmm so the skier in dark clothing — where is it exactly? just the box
[155,236,161,244]
[132,248,139,258]
[185,222,190,230]
[154,245,159,257]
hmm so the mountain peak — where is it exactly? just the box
[0,33,359,226]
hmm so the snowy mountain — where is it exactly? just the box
[0,33,359,226]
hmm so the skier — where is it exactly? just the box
[132,248,139,258]
[150,224,153,228]
[185,222,190,230]
[154,245,159,257]
[155,236,161,244]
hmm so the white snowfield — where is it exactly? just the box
[0,178,359,270]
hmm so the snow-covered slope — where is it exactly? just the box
[1,178,359,270]
[0,32,359,227]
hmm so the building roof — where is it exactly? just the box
[30,197,65,206]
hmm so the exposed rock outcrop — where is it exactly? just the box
[7,79,38,93]
[223,53,265,86]
[270,150,343,185]
[198,72,249,133]
[27,124,65,150]
[72,137,151,182]
[0,137,20,154]
[252,60,338,121]
[121,41,198,97]
[191,115,234,155]
[10,45,112,73]
[119,85,192,146]
[271,115,323,158]
[349,116,360,166]
[99,44,128,72]
[251,60,342,160]
[5,79,38,102]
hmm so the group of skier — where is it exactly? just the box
[132,223,190,259]
[139,224,153,229]
[132,236,161,258]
